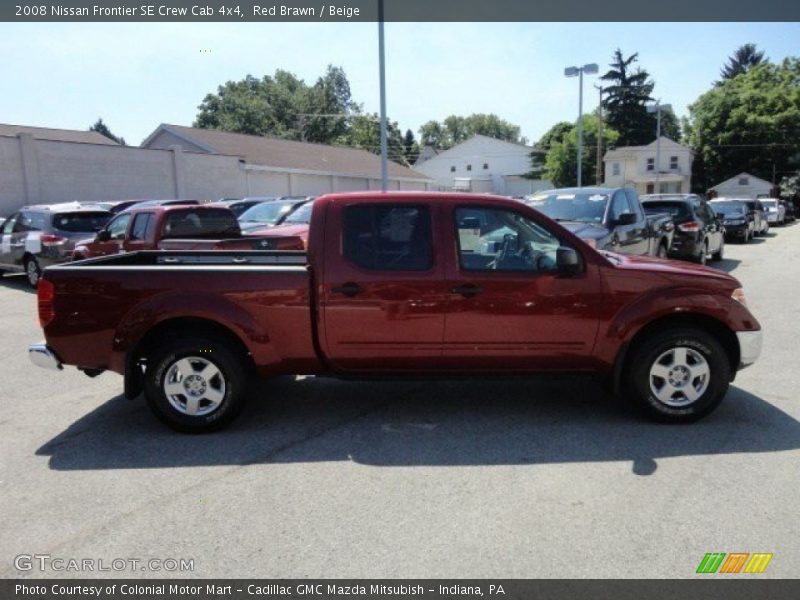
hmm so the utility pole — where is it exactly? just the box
[595,84,603,185]
[564,63,598,188]
[377,0,388,192]
[647,100,671,194]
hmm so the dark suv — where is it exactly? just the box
[0,203,111,287]
[709,200,756,243]
[641,194,725,264]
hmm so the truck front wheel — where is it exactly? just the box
[624,328,730,423]
[144,336,248,432]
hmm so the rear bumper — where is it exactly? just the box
[29,342,63,370]
[737,330,762,369]
[766,213,782,223]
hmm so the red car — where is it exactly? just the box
[244,198,313,249]
[30,192,761,432]
[72,205,302,259]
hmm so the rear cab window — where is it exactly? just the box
[343,205,432,271]
[161,209,240,239]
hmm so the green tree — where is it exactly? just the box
[541,115,619,187]
[719,43,767,83]
[417,113,525,149]
[402,129,419,165]
[537,121,573,150]
[599,50,679,146]
[685,59,800,192]
[89,118,125,145]
[336,113,407,164]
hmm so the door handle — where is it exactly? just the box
[331,282,363,297]
[451,284,483,298]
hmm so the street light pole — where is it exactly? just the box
[377,0,388,192]
[594,84,603,185]
[565,63,598,188]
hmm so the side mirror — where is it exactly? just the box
[96,230,111,242]
[556,246,582,275]
[616,212,637,226]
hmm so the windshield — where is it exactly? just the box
[238,201,294,225]
[712,202,746,216]
[227,202,258,218]
[162,209,240,238]
[52,211,111,232]
[527,191,609,223]
[284,202,313,224]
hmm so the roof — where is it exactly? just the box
[709,172,773,190]
[144,124,429,181]
[417,134,538,163]
[604,136,691,161]
[533,187,618,195]
[0,123,119,145]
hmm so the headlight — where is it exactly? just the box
[732,288,748,308]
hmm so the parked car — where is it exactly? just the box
[712,198,767,237]
[85,199,148,214]
[760,198,786,226]
[119,199,201,212]
[236,197,310,233]
[710,200,756,243]
[72,205,303,260]
[209,198,272,218]
[244,198,315,249]
[526,187,674,257]
[0,203,111,287]
[641,194,724,264]
[29,192,761,432]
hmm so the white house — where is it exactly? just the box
[709,172,774,199]
[603,137,693,194]
[413,134,550,195]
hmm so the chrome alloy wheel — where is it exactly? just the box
[648,346,710,407]
[163,356,226,416]
[26,260,40,286]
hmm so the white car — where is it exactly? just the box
[760,198,786,225]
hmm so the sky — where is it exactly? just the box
[1,21,798,147]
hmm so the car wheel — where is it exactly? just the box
[657,243,668,259]
[712,238,724,261]
[144,336,249,433]
[625,327,731,423]
[24,256,41,288]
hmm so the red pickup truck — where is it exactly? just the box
[72,205,302,260]
[29,192,762,432]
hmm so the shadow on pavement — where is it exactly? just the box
[713,257,741,273]
[0,274,34,294]
[37,376,800,476]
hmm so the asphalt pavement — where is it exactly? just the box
[1,224,798,579]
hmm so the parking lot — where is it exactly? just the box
[1,224,799,579]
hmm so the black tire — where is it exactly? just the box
[24,256,41,288]
[144,335,249,432]
[624,327,731,423]
[711,238,724,261]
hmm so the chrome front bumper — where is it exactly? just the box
[29,342,62,370]
[737,330,763,368]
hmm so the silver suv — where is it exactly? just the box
[0,203,111,287]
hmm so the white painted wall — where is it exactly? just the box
[711,173,773,199]
[604,138,692,193]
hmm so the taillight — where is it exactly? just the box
[40,234,66,246]
[37,278,55,327]
[678,221,701,232]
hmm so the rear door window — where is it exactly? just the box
[343,205,432,271]
[130,213,154,241]
[19,211,46,232]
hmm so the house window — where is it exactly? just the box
[739,176,749,185]
[646,183,655,194]
[670,156,678,170]
[483,163,489,170]
[450,166,456,172]
[646,158,655,172]
[612,162,620,176]
[466,164,472,171]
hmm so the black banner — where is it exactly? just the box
[4,0,800,22]
[4,580,800,600]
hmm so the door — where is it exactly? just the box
[0,214,21,267]
[123,212,156,252]
[320,201,447,371]
[442,204,602,371]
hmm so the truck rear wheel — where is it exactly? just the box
[144,336,248,432]
[624,328,730,423]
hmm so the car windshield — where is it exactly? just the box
[52,211,111,232]
[227,202,258,218]
[527,191,609,223]
[238,201,294,225]
[712,202,746,216]
[284,202,313,224]
[162,209,240,238]
[642,201,690,219]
